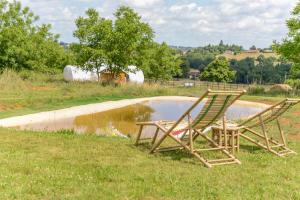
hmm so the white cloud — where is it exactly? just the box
[122,0,163,8]
[14,0,298,48]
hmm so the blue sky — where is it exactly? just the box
[18,0,297,48]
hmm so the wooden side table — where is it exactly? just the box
[211,123,243,154]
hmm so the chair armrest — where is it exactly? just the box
[136,121,158,126]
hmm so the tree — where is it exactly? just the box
[180,56,190,78]
[141,42,182,81]
[274,1,300,79]
[229,56,290,84]
[256,55,279,84]
[219,40,224,46]
[250,45,257,50]
[0,0,70,72]
[72,8,112,81]
[72,6,154,81]
[108,6,154,77]
[200,57,236,82]
[185,43,243,71]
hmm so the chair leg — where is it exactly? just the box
[276,119,287,147]
[188,114,193,152]
[259,116,270,150]
[151,127,160,145]
[135,125,144,146]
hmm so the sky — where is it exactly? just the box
[17,0,297,48]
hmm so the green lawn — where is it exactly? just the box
[0,72,300,199]
[0,128,299,200]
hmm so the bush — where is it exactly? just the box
[0,69,26,91]
[247,85,266,95]
[19,70,63,83]
[286,79,300,90]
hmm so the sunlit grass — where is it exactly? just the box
[0,127,298,199]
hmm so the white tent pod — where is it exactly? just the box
[124,65,144,84]
[63,65,98,82]
[63,65,144,83]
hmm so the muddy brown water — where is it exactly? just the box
[17,100,264,137]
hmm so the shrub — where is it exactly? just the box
[247,85,266,95]
[286,79,300,90]
[19,70,63,83]
[0,69,26,91]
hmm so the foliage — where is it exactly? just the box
[250,45,257,50]
[0,69,26,91]
[108,6,154,74]
[247,85,266,95]
[72,8,112,81]
[72,6,154,81]
[230,56,291,84]
[200,57,236,82]
[289,64,300,79]
[179,56,190,78]
[0,0,71,72]
[230,58,256,84]
[185,42,243,71]
[141,42,182,81]
[274,1,300,78]
[286,78,300,90]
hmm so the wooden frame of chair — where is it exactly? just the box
[238,98,300,157]
[135,89,246,168]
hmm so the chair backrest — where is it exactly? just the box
[168,90,245,132]
[191,90,246,130]
[239,98,300,128]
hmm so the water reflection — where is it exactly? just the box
[74,104,154,135]
[18,100,264,136]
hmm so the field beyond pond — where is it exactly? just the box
[0,71,299,199]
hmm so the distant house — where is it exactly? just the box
[189,69,200,79]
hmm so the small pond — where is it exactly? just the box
[17,100,264,137]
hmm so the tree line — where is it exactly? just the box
[0,0,299,86]
[179,42,291,84]
[0,0,181,81]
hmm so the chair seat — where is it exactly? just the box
[158,120,189,137]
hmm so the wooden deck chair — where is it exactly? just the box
[238,98,300,157]
[135,90,246,168]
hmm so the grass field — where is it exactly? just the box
[0,70,299,199]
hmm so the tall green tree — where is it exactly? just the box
[142,42,182,81]
[200,57,235,82]
[179,56,190,78]
[72,6,154,80]
[0,0,70,72]
[72,8,112,81]
[108,6,154,76]
[274,1,300,79]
